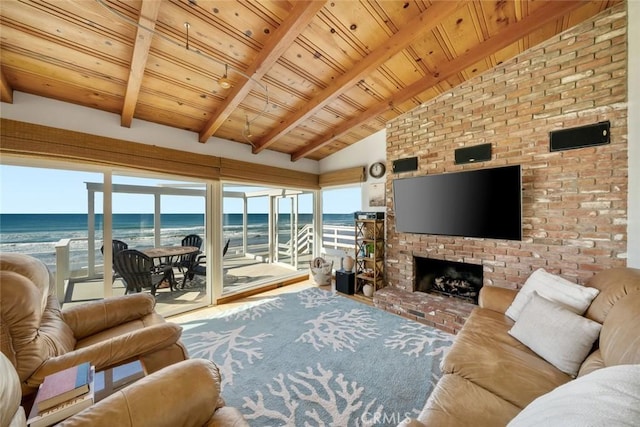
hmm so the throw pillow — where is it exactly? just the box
[508,292,602,376]
[505,268,599,321]
[507,364,640,427]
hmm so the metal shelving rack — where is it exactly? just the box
[354,217,385,298]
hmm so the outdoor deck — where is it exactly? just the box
[55,223,354,318]
[62,252,313,318]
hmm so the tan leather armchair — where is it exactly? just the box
[0,352,248,427]
[0,351,25,427]
[0,253,188,398]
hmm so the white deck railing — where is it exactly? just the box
[321,225,355,252]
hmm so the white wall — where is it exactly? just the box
[0,92,319,174]
[628,1,639,267]
[319,128,387,212]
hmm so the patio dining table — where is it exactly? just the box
[141,246,200,288]
[141,245,200,261]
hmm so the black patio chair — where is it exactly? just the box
[173,234,203,273]
[100,239,129,283]
[114,249,176,296]
[181,239,230,288]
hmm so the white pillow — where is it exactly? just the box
[508,292,602,376]
[505,268,599,321]
[508,364,640,427]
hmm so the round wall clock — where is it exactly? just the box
[369,161,386,179]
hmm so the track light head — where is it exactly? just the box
[218,64,231,89]
[245,115,253,138]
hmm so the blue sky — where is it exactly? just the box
[0,165,361,214]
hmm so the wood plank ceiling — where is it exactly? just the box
[0,0,620,161]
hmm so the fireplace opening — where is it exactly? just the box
[414,257,483,304]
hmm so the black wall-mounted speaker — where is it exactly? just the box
[392,156,418,173]
[549,121,610,152]
[454,143,492,165]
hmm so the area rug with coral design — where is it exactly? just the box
[180,287,454,426]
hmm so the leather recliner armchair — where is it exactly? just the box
[0,253,188,398]
[0,351,249,427]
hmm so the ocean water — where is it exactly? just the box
[0,213,354,272]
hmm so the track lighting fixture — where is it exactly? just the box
[218,64,231,89]
[245,114,253,138]
[96,0,268,144]
[184,22,190,49]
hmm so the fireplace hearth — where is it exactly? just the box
[414,257,483,303]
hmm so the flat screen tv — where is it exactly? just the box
[392,165,522,240]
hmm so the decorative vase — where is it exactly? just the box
[363,284,374,297]
[343,256,355,272]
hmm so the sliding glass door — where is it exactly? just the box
[2,160,360,307]
[222,183,315,294]
[0,162,214,317]
[106,174,208,316]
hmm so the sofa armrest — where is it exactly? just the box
[28,323,183,387]
[63,293,156,340]
[478,286,518,314]
[59,359,232,427]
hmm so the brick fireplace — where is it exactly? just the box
[374,4,628,333]
[414,256,483,304]
[376,256,482,333]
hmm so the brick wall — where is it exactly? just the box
[385,3,628,293]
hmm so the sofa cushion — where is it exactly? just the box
[583,267,640,323]
[505,268,599,321]
[507,364,640,427]
[442,308,571,409]
[416,374,521,427]
[508,292,602,377]
[598,290,640,366]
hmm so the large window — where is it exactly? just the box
[0,165,101,276]
[1,161,363,310]
[0,164,211,317]
[106,175,208,316]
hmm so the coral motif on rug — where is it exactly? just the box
[181,288,454,426]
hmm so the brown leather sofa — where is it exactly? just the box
[0,351,249,427]
[400,267,640,426]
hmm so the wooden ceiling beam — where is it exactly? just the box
[197,0,326,143]
[120,0,161,128]
[251,0,465,154]
[0,69,13,104]
[290,0,588,161]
